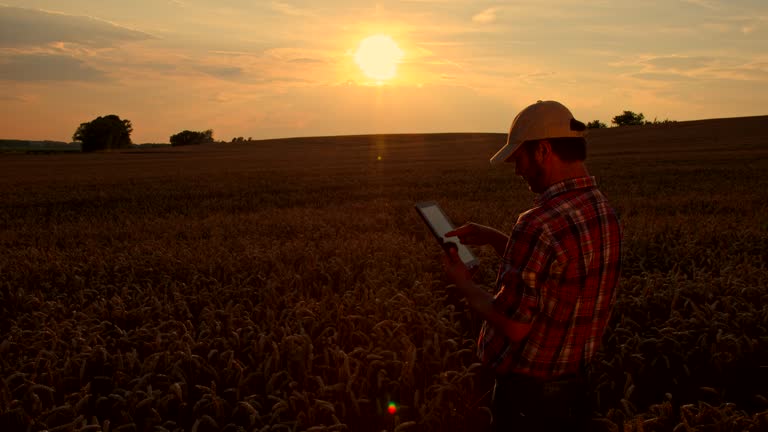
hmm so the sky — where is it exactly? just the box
[1,0,766,143]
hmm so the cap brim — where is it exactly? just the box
[489,137,523,164]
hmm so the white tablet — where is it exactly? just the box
[415,201,478,269]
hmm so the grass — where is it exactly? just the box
[1,119,767,431]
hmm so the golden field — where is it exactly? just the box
[1,116,767,432]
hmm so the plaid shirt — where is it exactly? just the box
[478,176,622,379]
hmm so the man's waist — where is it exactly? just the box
[496,359,588,385]
[497,370,585,385]
[495,370,587,398]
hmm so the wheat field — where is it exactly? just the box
[1,116,767,432]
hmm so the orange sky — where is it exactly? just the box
[1,1,767,143]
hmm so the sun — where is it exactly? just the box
[354,34,404,82]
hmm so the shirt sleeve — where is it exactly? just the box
[493,214,555,325]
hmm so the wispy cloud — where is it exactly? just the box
[625,54,768,83]
[472,7,501,24]
[270,1,314,17]
[265,47,330,63]
[711,61,768,81]
[679,0,722,11]
[0,93,33,102]
[0,53,108,82]
[289,58,325,64]
[631,72,697,82]
[196,65,244,80]
[645,56,716,71]
[0,6,153,48]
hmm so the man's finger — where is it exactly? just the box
[448,247,461,262]
[445,224,471,237]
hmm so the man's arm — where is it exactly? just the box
[445,223,509,256]
[443,249,532,342]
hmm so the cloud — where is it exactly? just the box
[0,94,28,102]
[644,56,716,71]
[631,72,695,82]
[209,50,260,56]
[679,0,722,11]
[289,58,325,64]
[472,7,501,24]
[0,6,153,48]
[196,65,244,79]
[265,47,330,63]
[0,53,108,82]
[711,63,768,81]
[629,54,768,83]
[270,1,313,17]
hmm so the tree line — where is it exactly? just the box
[71,110,676,152]
[71,115,256,152]
[586,111,677,129]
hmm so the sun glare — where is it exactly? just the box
[354,34,404,82]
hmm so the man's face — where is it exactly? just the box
[510,142,546,193]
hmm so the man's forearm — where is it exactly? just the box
[455,280,532,343]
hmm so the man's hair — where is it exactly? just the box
[522,137,587,162]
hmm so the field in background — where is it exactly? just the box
[1,116,767,431]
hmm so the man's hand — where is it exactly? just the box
[445,223,509,256]
[442,247,473,293]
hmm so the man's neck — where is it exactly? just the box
[543,162,589,190]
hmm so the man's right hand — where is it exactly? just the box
[445,223,509,256]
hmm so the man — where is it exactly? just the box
[442,100,622,431]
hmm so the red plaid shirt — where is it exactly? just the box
[478,176,622,379]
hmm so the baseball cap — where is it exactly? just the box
[490,100,586,164]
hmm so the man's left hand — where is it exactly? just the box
[442,248,474,294]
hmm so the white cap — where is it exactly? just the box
[490,100,585,164]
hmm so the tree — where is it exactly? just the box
[73,115,133,152]
[645,117,677,125]
[170,129,214,146]
[611,111,645,127]
[586,120,607,129]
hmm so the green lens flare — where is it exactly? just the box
[388,401,397,414]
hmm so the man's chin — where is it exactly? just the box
[528,183,544,194]
[519,177,542,193]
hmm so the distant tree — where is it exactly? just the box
[645,117,677,125]
[612,111,645,127]
[73,114,133,152]
[231,137,246,144]
[170,129,214,146]
[586,120,608,129]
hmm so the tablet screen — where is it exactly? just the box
[415,202,477,268]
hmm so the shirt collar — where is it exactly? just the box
[534,176,597,206]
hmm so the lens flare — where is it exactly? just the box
[387,401,397,415]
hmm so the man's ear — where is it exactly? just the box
[537,139,552,161]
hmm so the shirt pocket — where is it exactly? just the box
[518,293,539,323]
[540,257,576,322]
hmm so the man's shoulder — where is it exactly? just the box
[513,207,557,243]
[515,206,547,229]
[544,186,612,213]
[519,187,615,229]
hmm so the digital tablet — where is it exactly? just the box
[415,201,478,269]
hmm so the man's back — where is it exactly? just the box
[479,176,622,378]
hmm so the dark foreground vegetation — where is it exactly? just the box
[1,116,767,431]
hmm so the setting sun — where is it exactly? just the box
[353,34,404,82]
